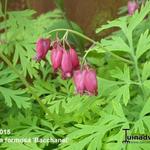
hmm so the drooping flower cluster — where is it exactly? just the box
[127,0,138,15]
[50,42,80,79]
[73,67,98,96]
[34,38,98,96]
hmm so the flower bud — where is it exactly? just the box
[51,45,63,72]
[34,38,50,61]
[61,49,73,79]
[73,70,86,94]
[69,48,80,69]
[128,1,138,15]
[84,69,98,96]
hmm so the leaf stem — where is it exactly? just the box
[48,29,95,44]
[48,29,133,64]
[128,32,145,100]
[0,50,68,134]
[132,55,142,84]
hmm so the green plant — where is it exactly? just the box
[0,0,150,150]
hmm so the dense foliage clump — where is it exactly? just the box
[0,1,150,150]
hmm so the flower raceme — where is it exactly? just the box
[127,0,138,15]
[34,38,98,96]
[34,38,50,61]
[50,44,80,79]
[73,68,98,96]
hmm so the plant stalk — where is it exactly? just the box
[128,32,145,100]
[48,28,133,64]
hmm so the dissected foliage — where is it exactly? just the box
[0,1,150,150]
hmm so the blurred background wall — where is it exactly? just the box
[6,0,127,39]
